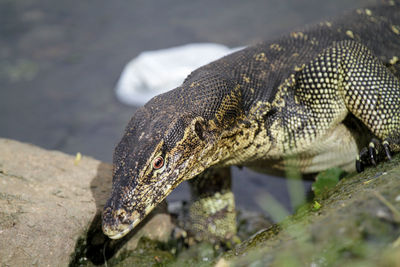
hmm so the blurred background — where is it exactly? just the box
[0,0,376,212]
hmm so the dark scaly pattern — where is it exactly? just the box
[103,3,400,241]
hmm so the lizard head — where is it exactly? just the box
[102,71,246,239]
[102,92,221,239]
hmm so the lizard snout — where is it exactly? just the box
[102,201,141,239]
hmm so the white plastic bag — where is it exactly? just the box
[115,43,243,106]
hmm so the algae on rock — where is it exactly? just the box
[222,155,400,266]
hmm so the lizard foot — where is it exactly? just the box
[186,191,237,244]
[356,138,392,173]
[186,167,237,244]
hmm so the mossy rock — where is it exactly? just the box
[221,155,400,266]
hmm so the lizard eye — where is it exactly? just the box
[152,156,164,170]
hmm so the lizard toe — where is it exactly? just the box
[356,138,393,173]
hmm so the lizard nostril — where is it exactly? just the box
[115,209,128,223]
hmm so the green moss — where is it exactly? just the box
[165,242,215,267]
[312,167,345,198]
[222,154,400,266]
[112,238,174,267]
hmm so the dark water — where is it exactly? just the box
[0,0,376,212]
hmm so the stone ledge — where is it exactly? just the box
[0,138,173,266]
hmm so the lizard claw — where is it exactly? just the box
[383,140,392,161]
[356,138,391,173]
[356,156,364,173]
[356,147,368,173]
[368,139,379,166]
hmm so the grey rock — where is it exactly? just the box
[0,138,174,266]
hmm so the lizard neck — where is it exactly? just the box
[211,102,273,167]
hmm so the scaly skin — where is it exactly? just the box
[102,3,400,241]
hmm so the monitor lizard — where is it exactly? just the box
[102,2,400,243]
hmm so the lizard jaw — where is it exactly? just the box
[102,208,142,240]
[102,193,165,239]
[105,217,140,240]
[102,163,188,239]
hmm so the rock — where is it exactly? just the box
[0,138,174,266]
[221,155,400,266]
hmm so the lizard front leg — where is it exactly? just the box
[186,167,236,243]
[332,41,400,171]
[294,40,400,172]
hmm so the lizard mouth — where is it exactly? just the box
[102,208,142,239]
[102,169,184,239]
[104,217,140,240]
